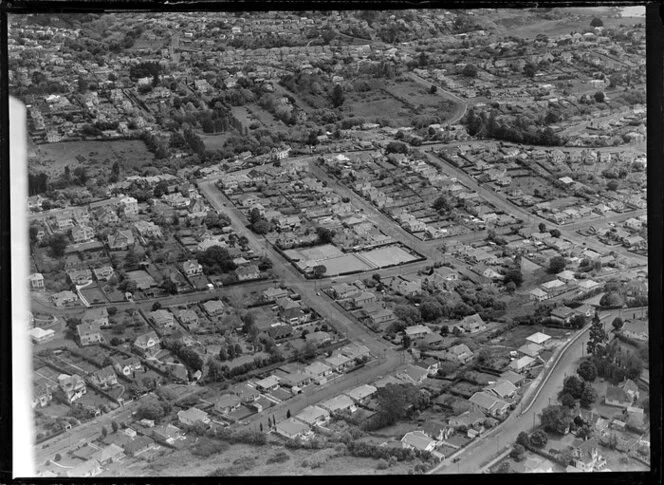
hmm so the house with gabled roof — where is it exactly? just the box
[486,379,517,399]
[605,385,631,408]
[213,394,241,415]
[401,430,437,452]
[89,365,118,389]
[133,331,160,357]
[398,364,429,384]
[177,309,199,328]
[181,259,203,276]
[58,373,87,403]
[459,313,486,333]
[93,265,115,282]
[77,322,103,346]
[177,407,210,426]
[448,409,486,430]
[510,355,536,372]
[620,379,640,402]
[276,418,313,440]
[107,229,134,251]
[468,391,510,417]
[320,394,357,414]
[295,405,330,426]
[344,384,377,404]
[82,307,109,328]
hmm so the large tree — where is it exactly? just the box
[540,405,573,435]
[548,256,566,274]
[587,312,608,355]
[47,233,68,258]
[577,358,597,382]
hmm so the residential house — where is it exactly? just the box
[77,322,103,346]
[401,430,437,452]
[305,331,332,347]
[181,259,203,276]
[529,288,549,302]
[367,308,396,326]
[91,443,125,466]
[113,356,142,376]
[459,314,486,333]
[605,385,631,408]
[573,438,607,472]
[66,459,102,478]
[58,374,87,403]
[82,307,109,328]
[28,273,45,289]
[448,410,486,430]
[352,291,377,307]
[324,353,354,373]
[255,375,281,392]
[30,327,55,344]
[295,405,330,427]
[202,299,225,316]
[518,342,544,358]
[275,418,313,440]
[468,391,510,417]
[486,379,518,400]
[177,407,210,426]
[107,229,134,250]
[330,283,361,300]
[303,361,333,379]
[122,435,155,457]
[267,323,293,340]
[422,420,451,442]
[213,394,242,415]
[177,309,199,328]
[344,384,377,405]
[398,364,429,384]
[67,268,93,286]
[236,264,260,281]
[32,383,53,408]
[231,383,261,404]
[148,309,176,331]
[442,343,474,364]
[509,355,536,372]
[526,332,552,346]
[151,424,186,448]
[134,220,163,240]
[320,394,357,414]
[51,290,79,307]
[93,265,114,282]
[72,225,95,244]
[550,305,576,325]
[89,366,118,389]
[262,287,290,302]
[620,379,640,402]
[133,331,160,357]
[404,324,432,341]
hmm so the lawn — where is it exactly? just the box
[359,245,419,268]
[200,132,233,151]
[29,140,155,178]
[80,285,108,305]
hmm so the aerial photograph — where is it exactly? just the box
[9,5,650,477]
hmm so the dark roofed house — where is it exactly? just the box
[133,331,160,357]
[605,385,631,408]
[213,394,242,415]
[202,299,225,316]
[398,364,429,384]
[77,322,103,346]
[236,264,260,281]
[267,323,292,340]
[459,313,486,333]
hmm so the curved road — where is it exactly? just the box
[431,309,623,474]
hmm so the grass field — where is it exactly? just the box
[30,140,155,177]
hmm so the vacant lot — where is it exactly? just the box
[30,140,155,176]
[359,245,419,268]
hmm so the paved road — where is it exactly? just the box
[197,179,394,357]
[33,396,147,468]
[431,309,624,474]
[239,352,405,433]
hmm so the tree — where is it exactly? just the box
[516,431,530,447]
[506,281,517,294]
[548,256,566,274]
[111,421,119,433]
[510,444,526,462]
[540,405,573,435]
[331,84,345,108]
[560,392,576,408]
[312,265,327,279]
[549,229,561,238]
[611,317,623,332]
[579,383,597,409]
[394,305,422,326]
[151,301,162,311]
[73,166,88,185]
[590,17,604,28]
[587,312,608,355]
[401,333,411,350]
[503,266,524,287]
[315,226,335,244]
[252,219,272,234]
[538,222,547,233]
[599,292,623,308]
[561,375,584,399]
[577,358,597,382]
[101,426,108,438]
[594,91,605,103]
[420,300,443,322]
[462,64,478,78]
[124,251,139,270]
[530,430,548,448]
[286,409,291,418]
[607,180,619,191]
[523,62,537,78]
[47,233,68,258]
[429,85,438,94]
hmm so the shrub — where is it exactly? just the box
[377,459,389,470]
[266,451,291,464]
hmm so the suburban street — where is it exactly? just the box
[430,308,626,474]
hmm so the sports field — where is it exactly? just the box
[358,245,419,267]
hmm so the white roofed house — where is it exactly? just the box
[510,355,536,372]
[28,272,45,289]
[58,374,87,403]
[404,324,432,341]
[177,407,210,426]
[401,430,438,454]
[442,343,474,364]
[468,391,510,417]
[526,332,552,346]
[324,353,354,373]
[295,405,331,427]
[77,322,103,346]
[133,331,160,358]
[255,375,280,392]
[344,384,377,405]
[181,259,203,277]
[319,394,357,415]
[529,288,549,302]
[486,379,518,400]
